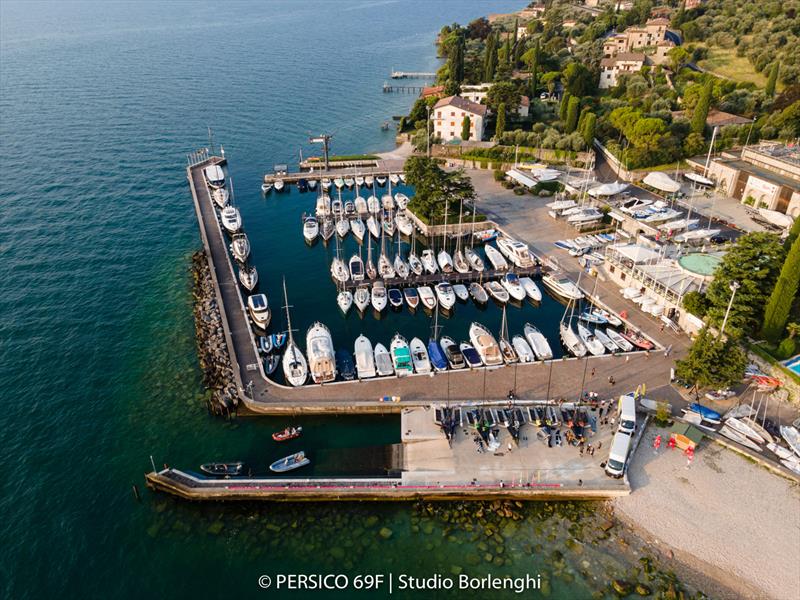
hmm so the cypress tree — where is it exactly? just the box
[513,18,519,45]
[495,103,507,140]
[504,36,512,65]
[559,91,571,122]
[762,235,800,342]
[582,112,597,147]
[565,96,580,133]
[449,35,465,84]
[530,40,540,95]
[765,61,780,98]
[690,79,713,135]
[784,217,800,250]
[461,115,471,140]
[483,33,497,81]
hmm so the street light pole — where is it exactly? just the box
[719,280,740,339]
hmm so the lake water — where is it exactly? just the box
[1,2,685,598]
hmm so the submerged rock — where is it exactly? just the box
[378,527,393,540]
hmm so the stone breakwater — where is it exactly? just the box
[191,250,239,416]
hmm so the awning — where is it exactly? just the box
[588,181,629,197]
[506,169,537,188]
[643,171,681,193]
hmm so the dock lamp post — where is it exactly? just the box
[719,280,740,339]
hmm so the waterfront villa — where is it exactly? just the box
[599,53,646,89]
[432,95,487,142]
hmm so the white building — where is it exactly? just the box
[460,83,530,116]
[599,52,646,89]
[432,96,487,142]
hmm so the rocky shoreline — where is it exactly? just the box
[191,250,239,417]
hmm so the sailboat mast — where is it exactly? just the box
[456,200,463,252]
[442,198,449,253]
[283,279,294,344]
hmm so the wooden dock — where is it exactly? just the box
[263,158,406,185]
[390,71,436,79]
[341,266,541,291]
[383,82,426,93]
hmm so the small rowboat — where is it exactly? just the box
[270,451,310,473]
[618,329,655,350]
[200,462,243,477]
[272,426,303,442]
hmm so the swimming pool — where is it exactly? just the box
[785,355,800,375]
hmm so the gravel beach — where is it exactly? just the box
[615,427,800,600]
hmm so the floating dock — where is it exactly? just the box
[341,266,540,290]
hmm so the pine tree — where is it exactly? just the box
[581,112,597,147]
[676,328,747,390]
[461,115,471,141]
[690,79,713,135]
[565,96,580,133]
[762,235,800,342]
[765,61,780,98]
[495,103,506,140]
[559,92,571,122]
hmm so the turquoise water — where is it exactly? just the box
[786,356,800,375]
[1,2,688,598]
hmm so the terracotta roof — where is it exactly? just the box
[433,95,488,116]
[520,95,530,107]
[647,18,670,25]
[615,52,646,62]
[420,85,445,99]
[600,58,617,68]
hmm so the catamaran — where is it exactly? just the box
[306,321,336,383]
[247,294,271,330]
[281,280,308,387]
[523,323,553,360]
[230,232,250,263]
[469,322,503,366]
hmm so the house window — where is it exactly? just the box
[450,122,455,127]
[451,111,455,116]
[437,111,441,118]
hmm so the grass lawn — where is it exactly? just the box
[697,47,777,89]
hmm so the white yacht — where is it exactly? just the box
[371,281,388,312]
[247,294,271,330]
[336,217,350,238]
[303,216,319,243]
[315,194,331,218]
[374,343,394,376]
[395,212,413,237]
[465,248,485,272]
[542,273,584,300]
[483,245,508,270]
[437,249,454,273]
[375,175,387,187]
[469,282,488,304]
[337,290,353,314]
[212,187,229,208]
[469,322,503,366]
[524,323,553,360]
[355,176,365,187]
[519,277,542,302]
[417,286,437,310]
[333,177,345,190]
[409,337,431,374]
[435,282,456,310]
[381,193,395,211]
[560,322,587,357]
[394,193,409,210]
[273,179,285,192]
[354,335,376,378]
[238,265,258,291]
[220,205,241,234]
[393,254,410,279]
[281,281,307,387]
[230,232,250,263]
[378,253,395,279]
[343,176,354,188]
[577,322,605,356]
[484,281,509,303]
[350,217,366,242]
[321,177,332,191]
[367,195,380,214]
[512,335,535,362]
[349,254,365,281]
[306,322,337,384]
[364,175,375,188]
[501,273,526,301]
[204,164,225,189]
[320,218,334,241]
[421,250,438,274]
[354,285,370,312]
[497,237,536,268]
[307,179,317,190]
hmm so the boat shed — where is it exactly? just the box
[669,423,704,450]
[506,168,538,189]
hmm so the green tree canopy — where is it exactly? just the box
[562,62,594,97]
[565,96,580,133]
[765,61,780,98]
[762,234,800,342]
[495,103,507,140]
[461,115,471,141]
[404,156,475,224]
[690,79,713,135]
[581,112,597,147]
[486,81,521,113]
[676,328,747,390]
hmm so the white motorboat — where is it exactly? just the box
[779,426,800,457]
[302,216,319,243]
[381,193,395,211]
[204,164,225,189]
[469,322,503,366]
[517,277,541,302]
[394,193,409,210]
[395,212,413,237]
[606,328,634,352]
[331,257,349,283]
[364,175,375,188]
[497,237,535,268]
[331,198,344,218]
[390,334,413,376]
[354,335,376,378]
[367,195,380,214]
[452,284,469,301]
[354,285,370,312]
[440,336,465,370]
[378,253,395,279]
[238,265,258,291]
[719,425,763,452]
[421,250,438,274]
[306,322,336,384]
[281,280,307,387]
[403,287,419,310]
[560,322,587,357]
[307,179,317,190]
[501,273,526,301]
[349,254,364,281]
[333,177,345,190]
[355,175,365,187]
[337,290,353,314]
[469,282,488,304]
[409,337,431,374]
[321,178,331,191]
[524,323,553,360]
[371,281,388,312]
[374,343,394,376]
[220,205,241,234]
[460,342,483,368]
[577,322,605,356]
[484,281,509,303]
[408,252,423,276]
[483,244,508,270]
[465,248,485,272]
[435,282,456,310]
[315,194,331,218]
[230,232,250,263]
[389,173,400,186]
[592,308,622,327]
[542,273,584,300]
[350,217,366,242]
[247,294,271,330]
[366,215,380,238]
[375,175,387,187]
[417,286,437,310]
[212,187,229,208]
[355,196,368,216]
[593,327,619,353]
[344,176,354,188]
[725,417,766,444]
[512,336,535,362]
[336,217,350,238]
[393,254,410,279]
[437,249,454,273]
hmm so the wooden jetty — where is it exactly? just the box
[383,82,426,93]
[390,71,436,79]
[341,266,541,291]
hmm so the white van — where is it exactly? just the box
[617,394,637,435]
[605,430,632,478]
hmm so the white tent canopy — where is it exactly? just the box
[530,168,561,181]
[643,171,681,193]
[588,181,629,197]
[506,169,537,188]
[758,208,795,229]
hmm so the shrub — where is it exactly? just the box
[513,186,526,195]
[777,337,797,359]
[493,169,505,182]
[490,161,501,170]
[480,160,488,169]
[502,180,515,189]
[682,290,709,317]
[743,195,755,206]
